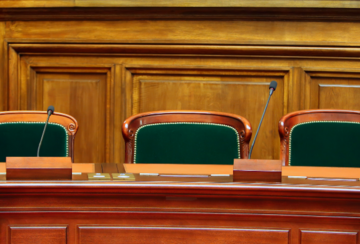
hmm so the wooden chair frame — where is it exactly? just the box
[0,111,78,162]
[122,110,252,164]
[278,109,360,166]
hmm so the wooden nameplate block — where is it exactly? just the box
[233,159,282,182]
[282,166,360,186]
[6,157,72,180]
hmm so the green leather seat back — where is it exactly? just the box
[134,123,240,165]
[290,121,360,167]
[0,122,68,162]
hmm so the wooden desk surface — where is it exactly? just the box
[0,163,234,182]
[1,163,360,244]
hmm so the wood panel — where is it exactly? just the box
[300,230,358,244]
[78,226,289,244]
[305,71,360,110]
[6,29,360,164]
[16,61,113,163]
[9,226,67,244]
[38,73,107,163]
[128,68,287,159]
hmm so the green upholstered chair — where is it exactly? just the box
[279,109,360,167]
[0,111,78,162]
[122,110,252,165]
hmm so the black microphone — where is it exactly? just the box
[248,81,277,159]
[37,105,55,157]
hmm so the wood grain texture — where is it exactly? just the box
[300,230,358,244]
[0,0,73,8]
[1,0,360,8]
[306,73,360,110]
[9,226,67,244]
[6,157,72,180]
[6,20,360,46]
[38,73,107,163]
[78,226,289,244]
[127,68,285,160]
[9,42,360,164]
[0,180,360,244]
[16,61,112,163]
[5,12,360,165]
[233,159,282,182]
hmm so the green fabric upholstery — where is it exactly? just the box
[134,123,240,165]
[0,122,68,162]
[290,121,360,167]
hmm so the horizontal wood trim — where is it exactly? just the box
[10,44,360,57]
[2,7,360,21]
[7,20,360,46]
[0,180,360,199]
[1,1,360,9]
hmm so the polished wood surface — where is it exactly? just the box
[233,159,282,182]
[1,0,360,8]
[282,166,360,186]
[6,157,72,180]
[122,110,252,163]
[124,163,233,175]
[37,72,108,163]
[282,166,360,179]
[278,109,360,166]
[0,178,360,244]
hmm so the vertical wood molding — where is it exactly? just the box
[114,64,124,166]
[0,22,4,111]
[287,67,307,113]
[8,46,19,110]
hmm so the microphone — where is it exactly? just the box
[248,81,277,159]
[37,105,55,157]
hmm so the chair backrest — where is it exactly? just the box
[0,111,78,162]
[279,109,360,167]
[122,110,252,165]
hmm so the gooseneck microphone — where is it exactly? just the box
[248,81,277,159]
[37,105,55,157]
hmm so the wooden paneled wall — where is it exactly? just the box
[2,4,360,164]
